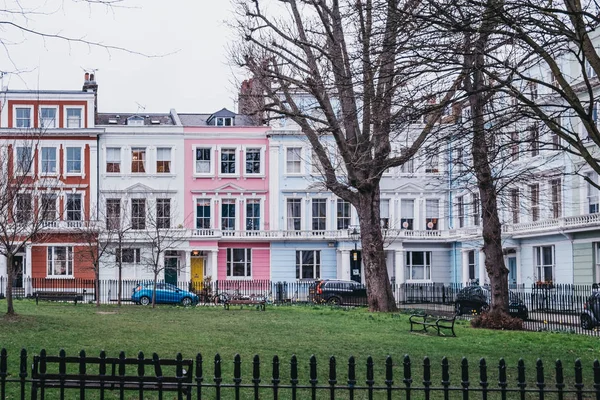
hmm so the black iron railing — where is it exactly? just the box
[2,278,600,335]
[1,349,599,399]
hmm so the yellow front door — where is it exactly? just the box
[191,258,204,291]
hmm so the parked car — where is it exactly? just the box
[132,282,199,306]
[455,285,528,319]
[581,291,600,330]
[312,279,367,306]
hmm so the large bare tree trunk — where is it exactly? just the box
[6,254,15,315]
[355,190,397,312]
[467,50,510,314]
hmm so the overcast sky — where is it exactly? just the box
[2,0,242,114]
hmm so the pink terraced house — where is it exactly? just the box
[180,108,271,285]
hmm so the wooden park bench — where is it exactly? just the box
[30,350,193,399]
[224,298,266,311]
[409,314,457,337]
[35,291,82,305]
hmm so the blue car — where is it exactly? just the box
[132,282,198,306]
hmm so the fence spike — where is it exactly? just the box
[0,349,7,377]
[423,357,431,388]
[403,355,412,387]
[118,351,126,377]
[366,356,374,386]
[58,349,66,376]
[329,356,337,386]
[272,355,280,384]
[98,350,106,376]
[152,353,162,378]
[441,357,450,387]
[386,356,393,387]
[593,360,600,395]
[290,354,298,385]
[234,354,242,384]
[310,355,318,385]
[479,358,488,392]
[555,359,564,393]
[575,359,584,393]
[253,355,261,384]
[461,357,469,391]
[536,359,545,395]
[348,356,356,386]
[138,352,145,377]
[499,358,507,388]
[214,354,222,384]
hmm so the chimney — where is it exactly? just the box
[238,78,265,125]
[82,72,99,124]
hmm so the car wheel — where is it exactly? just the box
[455,302,463,316]
[181,297,193,307]
[139,296,151,306]
[581,314,593,330]
[328,297,341,305]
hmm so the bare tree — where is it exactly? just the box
[0,131,61,315]
[231,0,463,311]
[138,197,188,308]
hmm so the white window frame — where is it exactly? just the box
[117,248,141,264]
[405,251,432,282]
[39,106,58,129]
[106,198,121,230]
[245,198,261,231]
[131,147,147,174]
[425,198,439,230]
[41,193,58,222]
[65,193,83,222]
[131,198,146,230]
[336,198,351,230]
[312,198,328,231]
[218,146,239,177]
[105,147,122,174]
[285,147,303,175]
[64,107,84,128]
[15,193,32,224]
[156,198,171,229]
[457,195,465,228]
[47,246,74,278]
[243,146,265,177]
[530,183,540,222]
[380,198,390,229]
[195,198,212,229]
[215,116,233,126]
[39,146,58,176]
[14,106,33,128]
[220,198,237,231]
[534,245,554,284]
[586,172,599,214]
[14,146,34,176]
[64,146,84,176]
[156,147,172,174]
[286,198,303,231]
[400,199,415,230]
[226,248,252,279]
[550,179,562,219]
[193,145,215,176]
[296,250,321,280]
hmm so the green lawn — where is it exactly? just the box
[0,300,598,397]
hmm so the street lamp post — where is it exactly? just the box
[350,227,359,251]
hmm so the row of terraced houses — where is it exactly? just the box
[0,71,599,297]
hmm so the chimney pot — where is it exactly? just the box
[90,73,95,81]
[85,72,90,81]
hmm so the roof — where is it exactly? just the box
[0,90,92,95]
[178,109,261,127]
[96,113,176,126]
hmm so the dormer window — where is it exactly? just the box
[215,117,233,126]
[127,116,144,126]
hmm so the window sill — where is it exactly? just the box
[45,276,75,279]
[193,173,214,178]
[243,174,265,178]
[225,276,253,280]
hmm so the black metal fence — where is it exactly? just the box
[2,278,600,335]
[1,348,599,399]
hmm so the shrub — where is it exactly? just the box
[471,309,524,330]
